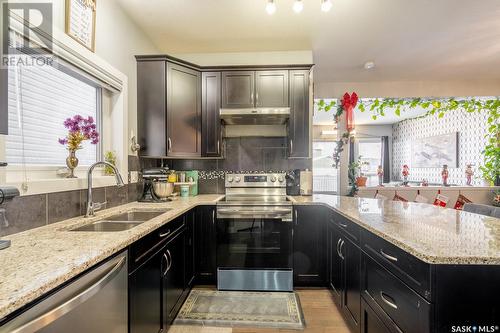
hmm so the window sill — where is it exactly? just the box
[5,175,125,196]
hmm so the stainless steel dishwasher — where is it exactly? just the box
[1,251,128,333]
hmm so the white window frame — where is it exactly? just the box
[0,10,129,196]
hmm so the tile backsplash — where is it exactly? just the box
[147,137,312,194]
[0,184,137,237]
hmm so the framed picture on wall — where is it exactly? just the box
[411,132,459,168]
[65,0,96,52]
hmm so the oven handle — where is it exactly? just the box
[217,208,292,214]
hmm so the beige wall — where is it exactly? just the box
[315,80,500,99]
[173,51,313,67]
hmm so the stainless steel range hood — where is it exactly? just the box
[220,108,290,125]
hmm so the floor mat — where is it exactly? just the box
[174,289,305,330]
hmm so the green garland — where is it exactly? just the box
[317,97,500,185]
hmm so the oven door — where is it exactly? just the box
[216,207,293,270]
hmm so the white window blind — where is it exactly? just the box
[6,59,100,166]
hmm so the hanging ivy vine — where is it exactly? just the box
[317,97,500,184]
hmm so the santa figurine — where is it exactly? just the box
[377,165,384,186]
[441,165,449,186]
[465,164,474,186]
[402,165,410,186]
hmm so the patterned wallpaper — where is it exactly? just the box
[392,109,488,185]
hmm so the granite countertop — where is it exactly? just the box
[1,193,499,322]
[0,194,223,321]
[289,194,500,266]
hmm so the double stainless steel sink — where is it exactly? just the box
[70,209,171,232]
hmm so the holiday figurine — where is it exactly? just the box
[465,164,474,186]
[402,165,410,186]
[377,165,384,186]
[441,164,449,186]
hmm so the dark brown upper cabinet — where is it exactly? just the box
[137,60,167,157]
[136,58,201,157]
[288,70,310,158]
[255,70,289,108]
[166,63,201,157]
[221,71,254,108]
[201,72,222,157]
[222,70,289,108]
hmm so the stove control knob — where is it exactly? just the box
[270,176,277,182]
[227,176,234,183]
[235,176,241,183]
[278,176,285,183]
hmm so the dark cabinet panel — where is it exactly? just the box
[167,63,201,157]
[361,298,392,333]
[202,72,222,157]
[195,206,217,284]
[137,60,166,157]
[342,237,361,330]
[185,210,196,289]
[293,206,325,286]
[222,71,255,108]
[255,70,289,107]
[288,70,310,158]
[162,230,186,328]
[129,248,164,333]
[327,223,343,305]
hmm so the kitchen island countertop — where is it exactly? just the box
[289,194,500,266]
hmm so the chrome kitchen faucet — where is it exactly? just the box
[85,161,125,217]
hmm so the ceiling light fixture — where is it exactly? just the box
[364,61,376,70]
[321,0,333,12]
[293,0,304,13]
[266,0,277,15]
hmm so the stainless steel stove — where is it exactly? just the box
[216,173,293,292]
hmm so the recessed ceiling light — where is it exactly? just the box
[266,0,277,15]
[293,0,304,13]
[321,0,332,12]
[364,61,375,70]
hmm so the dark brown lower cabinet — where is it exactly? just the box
[327,221,361,332]
[162,229,186,330]
[195,206,217,284]
[360,298,393,333]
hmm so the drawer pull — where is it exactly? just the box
[380,249,398,262]
[159,230,171,238]
[336,238,342,257]
[339,222,348,228]
[380,291,398,310]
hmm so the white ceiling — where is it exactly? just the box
[116,0,500,83]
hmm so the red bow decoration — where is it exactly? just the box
[341,92,358,132]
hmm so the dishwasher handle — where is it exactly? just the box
[9,255,126,333]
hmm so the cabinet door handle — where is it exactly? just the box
[336,238,342,257]
[166,249,172,272]
[289,139,293,156]
[380,249,398,262]
[339,240,345,260]
[163,253,170,276]
[380,291,398,310]
[217,140,220,155]
[251,92,254,105]
[294,209,298,225]
[256,92,259,106]
[212,209,215,226]
[168,138,172,152]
